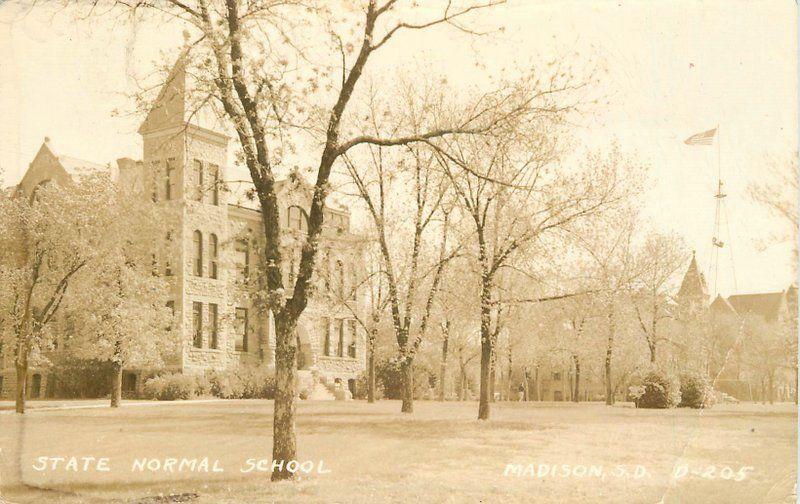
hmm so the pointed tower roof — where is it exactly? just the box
[677,251,708,302]
[138,53,187,135]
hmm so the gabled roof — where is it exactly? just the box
[710,294,737,316]
[726,292,786,322]
[57,154,107,176]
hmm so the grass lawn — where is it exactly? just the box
[0,399,795,503]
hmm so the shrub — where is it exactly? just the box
[630,368,680,409]
[375,358,435,400]
[143,373,196,401]
[679,372,716,409]
[206,366,275,399]
[48,357,116,398]
[353,371,384,400]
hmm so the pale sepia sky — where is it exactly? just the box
[0,0,796,296]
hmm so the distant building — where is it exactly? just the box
[0,57,366,400]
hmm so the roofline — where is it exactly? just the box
[141,123,229,147]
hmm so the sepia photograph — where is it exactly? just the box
[0,1,796,502]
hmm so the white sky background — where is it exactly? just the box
[0,0,796,296]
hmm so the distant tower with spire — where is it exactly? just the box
[676,251,709,315]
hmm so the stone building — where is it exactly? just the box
[0,59,366,400]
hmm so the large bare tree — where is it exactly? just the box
[68,0,510,480]
[432,97,633,418]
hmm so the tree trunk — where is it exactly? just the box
[367,327,376,403]
[605,306,615,406]
[458,358,467,401]
[768,372,774,405]
[649,342,656,364]
[572,355,580,403]
[271,318,298,482]
[110,363,122,408]
[477,274,493,420]
[478,339,492,419]
[438,323,449,402]
[400,358,414,413]
[14,361,27,415]
[489,350,496,403]
[506,345,513,402]
[522,367,530,401]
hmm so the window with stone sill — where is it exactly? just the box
[322,317,331,356]
[150,160,161,202]
[347,319,357,358]
[209,303,219,349]
[234,240,249,284]
[193,159,204,202]
[336,318,344,357]
[165,158,176,200]
[209,233,219,279]
[193,230,203,277]
[235,307,248,352]
[210,164,220,205]
[192,302,203,348]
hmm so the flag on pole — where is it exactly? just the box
[684,128,717,145]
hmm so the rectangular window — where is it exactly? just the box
[192,302,203,348]
[164,231,173,276]
[193,159,203,202]
[349,263,358,300]
[323,250,331,292]
[235,240,249,284]
[322,317,331,357]
[151,160,161,202]
[165,300,175,331]
[336,319,344,357]
[210,164,220,205]
[347,320,357,358]
[209,234,218,279]
[165,158,176,200]
[193,231,203,277]
[552,372,561,381]
[235,308,248,352]
[209,304,218,349]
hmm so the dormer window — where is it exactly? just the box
[287,206,308,231]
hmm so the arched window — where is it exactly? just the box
[209,233,218,279]
[193,230,203,277]
[29,179,53,204]
[287,205,308,231]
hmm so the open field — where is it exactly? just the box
[0,399,795,504]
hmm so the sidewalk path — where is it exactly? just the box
[0,398,267,414]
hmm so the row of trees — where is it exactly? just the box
[0,174,178,414]
[8,0,797,485]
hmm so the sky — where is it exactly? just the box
[0,0,796,296]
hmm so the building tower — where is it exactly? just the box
[676,251,709,316]
[135,56,233,373]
